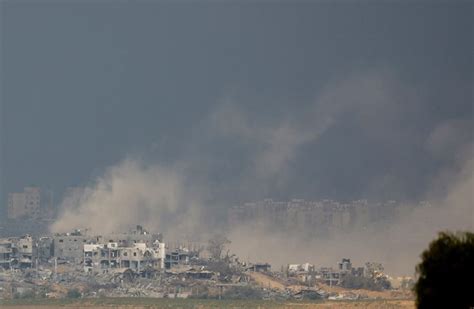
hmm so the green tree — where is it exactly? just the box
[414,231,474,309]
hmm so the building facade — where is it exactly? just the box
[84,241,165,273]
[8,187,42,219]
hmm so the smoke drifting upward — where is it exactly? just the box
[51,69,472,275]
[201,70,432,200]
[228,148,473,276]
[51,159,202,237]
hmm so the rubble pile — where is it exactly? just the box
[0,227,412,301]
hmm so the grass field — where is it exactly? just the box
[0,298,415,309]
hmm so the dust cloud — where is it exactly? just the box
[51,70,473,276]
[51,159,202,237]
[228,146,473,276]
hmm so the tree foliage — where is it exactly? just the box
[414,231,474,309]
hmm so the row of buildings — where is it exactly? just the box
[4,186,88,222]
[228,199,400,234]
[5,188,400,225]
[1,186,89,237]
[0,227,217,282]
[4,187,406,238]
[0,226,199,274]
[285,258,387,287]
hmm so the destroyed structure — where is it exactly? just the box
[84,241,165,273]
[0,235,34,269]
[284,258,391,290]
[53,225,163,264]
[0,225,406,301]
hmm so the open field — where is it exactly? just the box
[0,298,415,309]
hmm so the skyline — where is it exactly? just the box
[1,3,472,216]
[0,2,472,303]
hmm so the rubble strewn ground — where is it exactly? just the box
[0,261,414,303]
[0,298,416,309]
[0,227,414,306]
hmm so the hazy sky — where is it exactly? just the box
[1,1,472,216]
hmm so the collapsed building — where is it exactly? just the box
[285,258,386,287]
[0,228,401,302]
[0,235,34,269]
[165,248,191,269]
[245,262,271,273]
[288,262,315,274]
[36,237,54,263]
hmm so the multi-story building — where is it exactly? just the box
[53,226,164,263]
[164,248,191,269]
[83,241,165,273]
[8,187,41,219]
[37,236,54,262]
[0,239,13,269]
[53,230,90,262]
[96,225,163,248]
[338,258,352,272]
[228,199,400,235]
[0,235,34,269]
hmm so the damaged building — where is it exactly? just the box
[165,248,192,269]
[96,225,163,248]
[84,241,165,273]
[53,230,90,262]
[0,235,34,269]
[36,237,54,263]
[245,262,271,273]
[53,225,163,263]
[285,258,381,287]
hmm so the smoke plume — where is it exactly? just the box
[51,69,473,275]
[51,159,202,237]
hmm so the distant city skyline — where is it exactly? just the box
[1,2,472,218]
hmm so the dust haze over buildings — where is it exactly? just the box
[1,2,472,275]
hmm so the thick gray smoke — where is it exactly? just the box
[208,70,413,183]
[51,70,473,275]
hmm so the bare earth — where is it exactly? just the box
[248,271,413,300]
[0,298,415,309]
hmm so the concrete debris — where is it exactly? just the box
[0,228,410,301]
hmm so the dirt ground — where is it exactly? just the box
[248,271,414,301]
[248,271,287,291]
[0,298,416,309]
